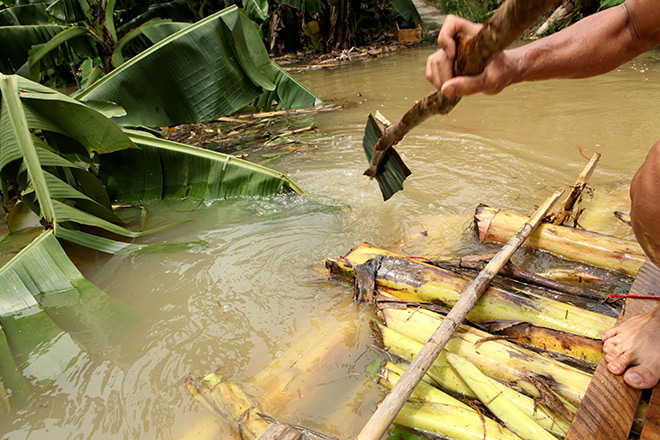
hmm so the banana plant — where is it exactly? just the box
[76,5,321,126]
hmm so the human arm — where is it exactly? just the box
[426,0,660,98]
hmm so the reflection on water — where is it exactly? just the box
[3,46,660,439]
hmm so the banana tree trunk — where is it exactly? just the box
[475,204,646,276]
[325,242,616,339]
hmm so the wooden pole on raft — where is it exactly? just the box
[354,187,565,440]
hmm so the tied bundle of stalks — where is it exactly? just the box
[371,305,588,439]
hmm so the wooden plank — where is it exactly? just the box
[641,385,660,440]
[566,260,660,440]
[256,422,302,440]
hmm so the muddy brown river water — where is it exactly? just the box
[2,45,660,439]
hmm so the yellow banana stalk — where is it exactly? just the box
[441,353,572,437]
[483,320,603,365]
[373,322,477,399]
[186,374,270,440]
[395,402,523,440]
[380,362,471,409]
[445,353,558,440]
[382,307,592,406]
[382,361,570,437]
[475,205,645,276]
[326,242,616,340]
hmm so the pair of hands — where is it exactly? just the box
[426,15,520,98]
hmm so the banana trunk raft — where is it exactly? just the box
[186,195,660,440]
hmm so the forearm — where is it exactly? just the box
[511,1,660,83]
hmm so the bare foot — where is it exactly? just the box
[602,305,660,389]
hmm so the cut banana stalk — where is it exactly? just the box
[395,401,523,440]
[325,242,615,339]
[382,307,592,406]
[373,322,477,399]
[446,353,557,440]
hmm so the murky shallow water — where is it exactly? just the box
[3,46,660,439]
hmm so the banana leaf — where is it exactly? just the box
[387,0,421,24]
[0,4,50,26]
[0,74,146,249]
[0,24,70,73]
[99,129,303,204]
[75,5,321,126]
[242,0,269,21]
[0,229,138,409]
[0,231,86,388]
[45,0,87,24]
[0,322,31,409]
[111,18,190,68]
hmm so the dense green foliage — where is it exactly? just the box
[427,0,498,23]
[429,0,624,27]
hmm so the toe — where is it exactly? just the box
[602,327,619,341]
[624,365,660,389]
[607,352,632,375]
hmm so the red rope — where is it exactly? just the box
[610,294,660,300]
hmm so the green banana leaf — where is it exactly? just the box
[111,18,190,68]
[100,129,303,204]
[0,73,141,244]
[0,4,50,26]
[0,24,74,73]
[0,322,30,409]
[1,73,305,254]
[0,229,138,408]
[45,0,87,24]
[76,5,321,126]
[387,0,421,24]
[0,231,86,388]
[242,0,269,21]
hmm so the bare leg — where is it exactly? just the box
[602,139,660,389]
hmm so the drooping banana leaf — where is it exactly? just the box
[110,18,190,68]
[0,231,87,388]
[0,4,50,26]
[387,0,421,24]
[115,0,195,38]
[75,5,321,126]
[45,0,87,24]
[0,322,31,409]
[1,73,306,254]
[0,74,141,245]
[99,129,303,204]
[242,0,269,21]
[0,24,81,74]
[12,229,138,347]
[0,228,139,409]
[26,26,91,80]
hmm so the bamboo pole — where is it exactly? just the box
[355,188,564,440]
[551,152,600,225]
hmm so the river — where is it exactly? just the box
[2,45,659,439]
